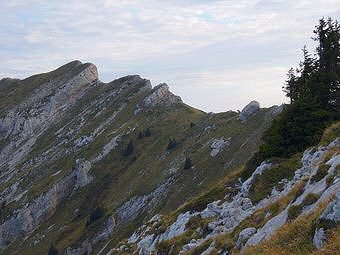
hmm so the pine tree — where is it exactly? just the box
[283,68,297,103]
[137,131,144,139]
[144,128,151,137]
[313,17,340,107]
[183,157,192,170]
[123,141,134,157]
[166,138,177,150]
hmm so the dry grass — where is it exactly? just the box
[239,199,335,255]
[312,226,340,255]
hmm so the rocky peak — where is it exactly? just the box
[145,83,182,106]
[141,83,182,108]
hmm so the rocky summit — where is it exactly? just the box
[0,61,338,255]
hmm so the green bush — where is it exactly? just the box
[86,206,105,226]
[302,193,320,206]
[287,205,302,220]
[249,156,301,203]
[166,138,177,151]
[48,243,58,255]
[326,175,335,186]
[179,185,225,213]
[311,164,329,183]
[123,140,134,157]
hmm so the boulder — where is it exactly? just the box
[246,209,288,246]
[313,228,326,249]
[236,227,257,249]
[239,101,260,121]
[210,138,231,157]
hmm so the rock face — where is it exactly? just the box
[0,61,282,255]
[239,100,260,121]
[236,227,257,249]
[0,158,93,249]
[75,159,92,189]
[320,191,340,222]
[0,61,98,171]
[138,83,182,111]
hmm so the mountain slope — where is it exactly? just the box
[118,123,339,255]
[0,61,280,254]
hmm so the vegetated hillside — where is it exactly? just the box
[242,17,340,180]
[116,122,339,255]
[110,17,339,255]
[0,61,279,254]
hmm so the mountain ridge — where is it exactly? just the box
[0,61,282,254]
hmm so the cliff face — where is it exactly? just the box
[0,61,280,254]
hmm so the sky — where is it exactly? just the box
[1,0,339,112]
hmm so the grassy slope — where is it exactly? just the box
[1,70,278,254]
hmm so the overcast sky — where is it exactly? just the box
[1,0,339,112]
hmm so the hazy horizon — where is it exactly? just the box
[1,0,340,112]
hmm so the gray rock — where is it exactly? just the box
[159,212,193,241]
[140,83,182,109]
[93,135,120,162]
[201,200,222,218]
[181,239,198,253]
[246,209,288,246]
[241,162,272,196]
[201,241,218,255]
[239,101,260,121]
[74,135,93,147]
[117,178,172,224]
[75,159,92,189]
[0,62,98,172]
[66,240,92,255]
[313,228,326,249]
[236,227,257,249]
[138,234,155,255]
[0,157,94,249]
[210,138,231,157]
[320,191,340,222]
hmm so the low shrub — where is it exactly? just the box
[86,206,105,226]
[184,157,193,170]
[302,193,320,206]
[166,138,177,151]
[287,205,302,221]
[249,156,301,203]
[123,141,134,157]
[310,164,329,183]
[48,243,58,255]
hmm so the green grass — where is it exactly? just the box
[239,199,335,255]
[302,193,320,206]
[249,154,301,203]
[319,121,340,146]
[310,164,329,183]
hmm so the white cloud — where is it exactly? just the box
[0,0,339,111]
